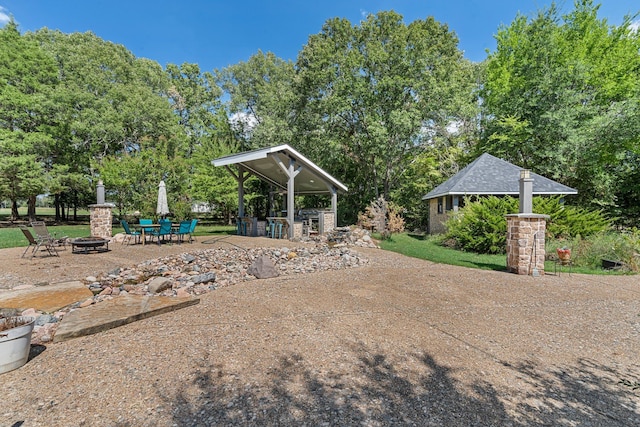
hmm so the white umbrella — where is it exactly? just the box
[156,180,170,218]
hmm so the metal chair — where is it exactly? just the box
[187,218,198,243]
[150,219,173,245]
[139,219,153,243]
[21,224,60,258]
[19,226,40,258]
[30,221,66,251]
[237,217,247,236]
[270,220,284,239]
[172,220,192,244]
[120,220,141,245]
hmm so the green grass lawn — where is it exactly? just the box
[379,233,508,271]
[1,222,626,275]
[0,207,90,219]
[0,223,236,249]
[378,233,626,275]
[1,225,92,249]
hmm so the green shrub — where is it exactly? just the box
[445,196,516,254]
[445,196,611,254]
[534,197,610,238]
[548,229,639,272]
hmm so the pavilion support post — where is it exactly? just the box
[225,164,250,219]
[330,186,338,228]
[238,168,245,218]
[286,159,296,239]
[274,156,300,239]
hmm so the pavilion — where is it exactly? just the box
[212,144,348,239]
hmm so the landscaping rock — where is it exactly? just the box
[147,277,173,294]
[247,255,279,279]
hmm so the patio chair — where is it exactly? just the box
[150,219,173,245]
[19,226,42,258]
[236,217,247,236]
[30,221,67,250]
[172,220,192,244]
[269,219,284,239]
[187,218,198,243]
[139,218,153,243]
[22,223,60,258]
[120,220,141,245]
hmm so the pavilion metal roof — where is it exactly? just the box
[422,153,577,200]
[212,144,348,195]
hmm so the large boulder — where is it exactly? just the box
[247,255,279,279]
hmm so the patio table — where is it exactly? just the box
[137,223,179,245]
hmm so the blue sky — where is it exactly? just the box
[1,1,638,71]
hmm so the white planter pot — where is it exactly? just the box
[0,316,35,375]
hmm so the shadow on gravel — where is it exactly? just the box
[507,358,640,426]
[159,348,639,426]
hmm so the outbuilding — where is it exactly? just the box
[422,153,577,234]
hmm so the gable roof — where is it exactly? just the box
[422,153,577,200]
[212,144,348,194]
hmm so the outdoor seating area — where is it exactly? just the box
[236,216,315,239]
[213,145,347,240]
[236,210,324,240]
[120,218,198,246]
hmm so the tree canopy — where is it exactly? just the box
[480,0,640,223]
[292,11,479,223]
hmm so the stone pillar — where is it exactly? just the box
[506,214,549,276]
[89,204,114,239]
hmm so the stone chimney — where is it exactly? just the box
[519,169,533,213]
[506,169,549,276]
[96,180,105,204]
[89,180,114,240]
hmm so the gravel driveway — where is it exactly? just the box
[1,236,639,426]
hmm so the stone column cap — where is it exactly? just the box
[88,203,116,208]
[506,213,550,219]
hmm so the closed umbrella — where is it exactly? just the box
[156,180,170,218]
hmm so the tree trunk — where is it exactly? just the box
[54,194,61,221]
[27,195,37,222]
[10,200,19,221]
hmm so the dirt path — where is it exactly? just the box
[1,237,639,425]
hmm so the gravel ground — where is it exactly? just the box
[1,235,640,426]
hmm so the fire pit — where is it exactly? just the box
[71,237,110,254]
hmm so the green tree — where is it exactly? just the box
[294,11,476,224]
[0,21,58,220]
[480,0,640,223]
[166,62,222,158]
[32,29,181,218]
[217,51,297,151]
[189,110,239,223]
[97,145,190,220]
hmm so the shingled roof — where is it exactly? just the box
[422,153,577,200]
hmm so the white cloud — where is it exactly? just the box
[0,6,11,26]
[230,111,258,137]
[630,20,640,33]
